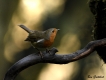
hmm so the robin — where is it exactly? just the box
[18,24,59,58]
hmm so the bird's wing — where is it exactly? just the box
[25,37,44,42]
[36,39,45,43]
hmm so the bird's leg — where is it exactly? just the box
[31,42,43,58]
[35,48,43,58]
[31,42,36,48]
[46,48,51,54]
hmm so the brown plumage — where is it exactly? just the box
[18,24,59,58]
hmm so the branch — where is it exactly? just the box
[4,38,106,80]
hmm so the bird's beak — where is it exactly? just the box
[57,29,60,31]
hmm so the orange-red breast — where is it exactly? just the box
[18,24,59,58]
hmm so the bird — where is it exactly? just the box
[18,24,59,58]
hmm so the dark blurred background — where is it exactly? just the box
[0,0,105,80]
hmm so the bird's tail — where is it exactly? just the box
[18,24,33,33]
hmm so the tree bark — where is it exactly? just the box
[89,0,106,62]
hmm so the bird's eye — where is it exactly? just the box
[52,30,54,33]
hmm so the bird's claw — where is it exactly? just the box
[46,48,51,54]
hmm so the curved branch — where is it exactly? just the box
[4,38,106,80]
